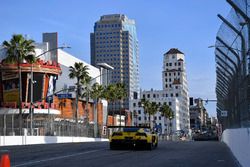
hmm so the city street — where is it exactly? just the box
[2,141,239,167]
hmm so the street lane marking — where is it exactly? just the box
[13,149,104,167]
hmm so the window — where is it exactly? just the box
[166,94,168,97]
[144,117,147,120]
[153,94,156,98]
[166,63,168,66]
[171,93,173,97]
[169,63,172,66]
[169,102,172,106]
[133,103,136,107]
[169,84,172,88]
[172,55,175,59]
[176,93,179,97]
[169,78,171,82]
[138,110,141,114]
[154,116,157,120]
[143,94,145,98]
[147,94,150,98]
[178,62,181,66]
[165,84,168,88]
[175,63,177,66]
[165,73,167,76]
[138,117,141,121]
[159,117,161,120]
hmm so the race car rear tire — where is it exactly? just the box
[110,142,116,150]
[155,142,158,148]
[147,143,153,150]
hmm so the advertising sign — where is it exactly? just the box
[2,71,18,80]
[57,93,72,99]
[2,72,19,103]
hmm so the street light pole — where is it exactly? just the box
[14,44,24,135]
[29,46,70,135]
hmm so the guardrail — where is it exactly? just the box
[0,135,109,146]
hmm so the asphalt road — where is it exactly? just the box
[1,141,239,167]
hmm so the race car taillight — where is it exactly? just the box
[136,132,147,137]
[112,132,123,137]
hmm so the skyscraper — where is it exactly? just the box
[90,14,139,113]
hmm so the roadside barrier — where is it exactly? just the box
[0,150,10,167]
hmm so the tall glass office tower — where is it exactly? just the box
[90,14,139,113]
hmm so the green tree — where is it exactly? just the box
[80,75,91,124]
[90,83,104,137]
[160,103,174,136]
[2,34,36,134]
[140,98,150,125]
[115,83,127,126]
[147,102,160,130]
[103,84,117,125]
[68,62,89,124]
[140,98,159,129]
[2,34,36,64]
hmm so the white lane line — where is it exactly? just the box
[13,149,104,167]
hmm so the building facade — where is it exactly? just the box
[90,14,139,113]
[130,48,190,134]
[189,98,209,131]
[0,33,111,136]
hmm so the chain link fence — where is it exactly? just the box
[215,0,250,129]
[0,115,107,138]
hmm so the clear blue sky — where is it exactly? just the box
[0,0,231,117]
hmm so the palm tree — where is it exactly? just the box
[2,34,36,64]
[140,98,149,125]
[90,83,104,137]
[160,103,174,137]
[115,83,127,126]
[103,84,117,125]
[68,62,89,124]
[80,75,91,124]
[147,102,160,130]
[141,99,160,130]
[2,34,36,134]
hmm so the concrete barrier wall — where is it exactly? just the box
[222,128,250,167]
[0,136,108,146]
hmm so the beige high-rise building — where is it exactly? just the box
[90,14,139,115]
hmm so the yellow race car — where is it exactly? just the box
[108,126,158,150]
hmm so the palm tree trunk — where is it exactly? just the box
[75,81,79,124]
[170,119,172,140]
[112,102,114,125]
[119,100,122,127]
[85,91,89,135]
[94,98,98,138]
[105,101,109,126]
[149,114,151,129]
[75,80,79,136]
